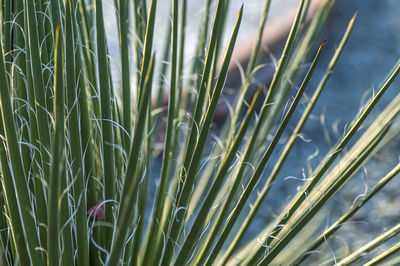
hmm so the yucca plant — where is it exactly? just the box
[0,0,399,265]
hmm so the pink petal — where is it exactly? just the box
[87,202,105,220]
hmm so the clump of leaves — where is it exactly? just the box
[0,0,399,265]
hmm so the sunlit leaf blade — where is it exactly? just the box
[95,0,116,250]
[160,5,243,265]
[206,39,326,266]
[47,24,64,266]
[0,20,43,266]
[107,55,155,266]
[337,220,400,265]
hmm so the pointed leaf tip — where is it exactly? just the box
[240,3,244,12]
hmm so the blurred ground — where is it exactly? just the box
[105,0,400,263]
[245,0,400,264]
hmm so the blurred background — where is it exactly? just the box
[104,0,400,263]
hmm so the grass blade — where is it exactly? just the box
[142,0,179,264]
[293,163,400,265]
[137,0,157,94]
[95,0,116,249]
[107,55,155,266]
[179,0,229,185]
[223,12,357,263]
[364,241,400,266]
[160,5,243,265]
[47,24,64,266]
[206,40,325,266]
[0,111,30,265]
[0,22,43,266]
[338,220,400,265]
[257,116,393,265]
[117,0,132,151]
[65,1,90,264]
[177,86,263,265]
[25,0,52,186]
[264,56,400,253]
